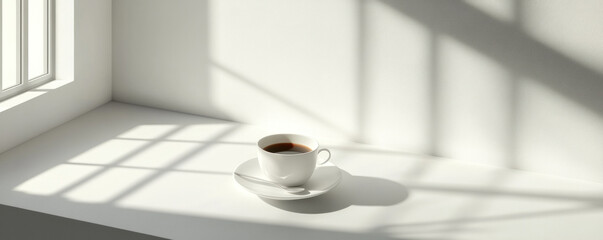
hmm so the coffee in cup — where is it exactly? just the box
[257,134,331,187]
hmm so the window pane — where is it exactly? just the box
[2,0,21,90]
[28,0,47,80]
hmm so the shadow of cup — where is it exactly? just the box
[261,170,409,213]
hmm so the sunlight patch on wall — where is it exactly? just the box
[210,64,353,141]
[208,0,357,141]
[438,35,511,165]
[522,0,603,75]
[363,0,431,153]
[14,164,101,195]
[518,78,603,182]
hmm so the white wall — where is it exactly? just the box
[113,0,603,182]
[0,0,112,154]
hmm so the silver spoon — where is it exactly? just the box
[234,172,306,193]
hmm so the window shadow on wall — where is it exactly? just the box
[380,0,603,170]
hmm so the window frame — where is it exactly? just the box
[0,0,54,101]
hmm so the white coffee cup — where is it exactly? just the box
[257,134,331,187]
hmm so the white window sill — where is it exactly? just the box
[0,79,72,113]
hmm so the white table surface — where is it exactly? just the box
[1,102,603,240]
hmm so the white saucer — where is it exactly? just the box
[233,158,342,200]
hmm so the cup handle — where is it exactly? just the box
[317,148,331,165]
